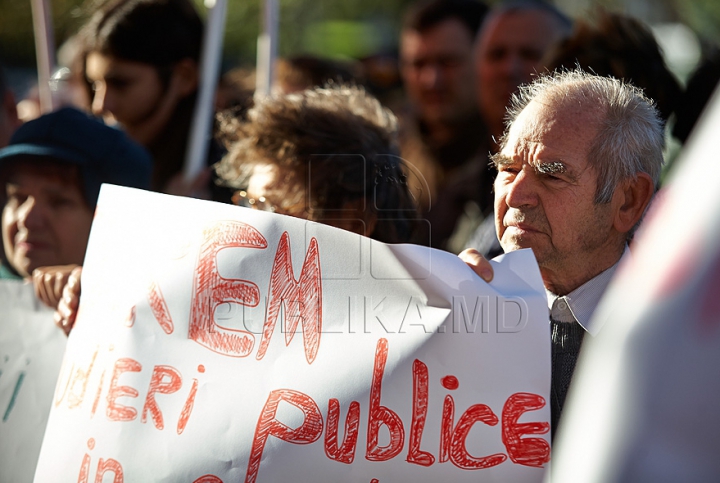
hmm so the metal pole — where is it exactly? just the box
[30,0,56,113]
[255,0,279,99]
[183,0,228,182]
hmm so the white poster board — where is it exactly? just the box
[0,280,67,482]
[35,185,551,482]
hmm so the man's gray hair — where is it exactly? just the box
[502,69,665,204]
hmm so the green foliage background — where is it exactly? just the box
[0,0,419,68]
[0,0,719,72]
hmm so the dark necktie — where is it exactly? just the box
[550,318,585,438]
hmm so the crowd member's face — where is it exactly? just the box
[476,10,565,135]
[240,163,371,237]
[86,52,188,146]
[242,164,304,217]
[2,164,93,277]
[493,96,622,294]
[401,18,478,126]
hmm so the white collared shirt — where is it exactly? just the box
[546,246,631,336]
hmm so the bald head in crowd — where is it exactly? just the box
[475,1,571,147]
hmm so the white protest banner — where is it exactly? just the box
[550,90,720,480]
[0,280,66,482]
[35,185,550,482]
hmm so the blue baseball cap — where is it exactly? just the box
[0,107,153,207]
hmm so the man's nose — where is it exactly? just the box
[419,64,443,89]
[504,168,538,209]
[499,54,527,86]
[17,196,46,230]
[91,87,119,126]
[91,83,109,117]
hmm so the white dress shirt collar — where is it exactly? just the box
[546,246,631,336]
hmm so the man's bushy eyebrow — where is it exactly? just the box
[490,154,578,180]
[536,161,567,175]
[490,152,513,168]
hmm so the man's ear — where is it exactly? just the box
[170,58,199,98]
[612,172,655,234]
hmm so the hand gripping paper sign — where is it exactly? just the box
[0,281,67,483]
[34,185,551,483]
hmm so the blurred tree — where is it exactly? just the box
[674,0,720,45]
[0,0,417,68]
[1,0,717,79]
[0,0,89,66]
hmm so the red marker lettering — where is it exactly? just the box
[189,221,267,357]
[450,404,506,469]
[407,359,434,467]
[148,282,173,334]
[67,347,99,409]
[106,358,141,422]
[53,357,73,407]
[366,338,405,461]
[125,305,136,328]
[95,458,123,482]
[78,438,122,483]
[439,395,454,463]
[193,476,223,483]
[90,370,105,418]
[177,365,204,435]
[246,389,323,483]
[256,232,322,364]
[325,398,360,464]
[439,375,459,463]
[142,365,182,430]
[77,438,94,483]
[502,392,550,467]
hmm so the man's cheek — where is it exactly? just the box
[1,212,18,247]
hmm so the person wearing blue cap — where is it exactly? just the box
[0,107,152,280]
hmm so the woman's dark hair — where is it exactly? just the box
[82,0,203,85]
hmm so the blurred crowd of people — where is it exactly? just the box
[2,0,717,275]
[2,0,720,469]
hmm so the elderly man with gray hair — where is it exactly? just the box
[461,69,664,435]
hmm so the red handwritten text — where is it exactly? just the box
[245,338,549,482]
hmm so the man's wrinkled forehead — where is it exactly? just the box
[504,92,603,147]
[501,100,546,150]
[499,95,602,170]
